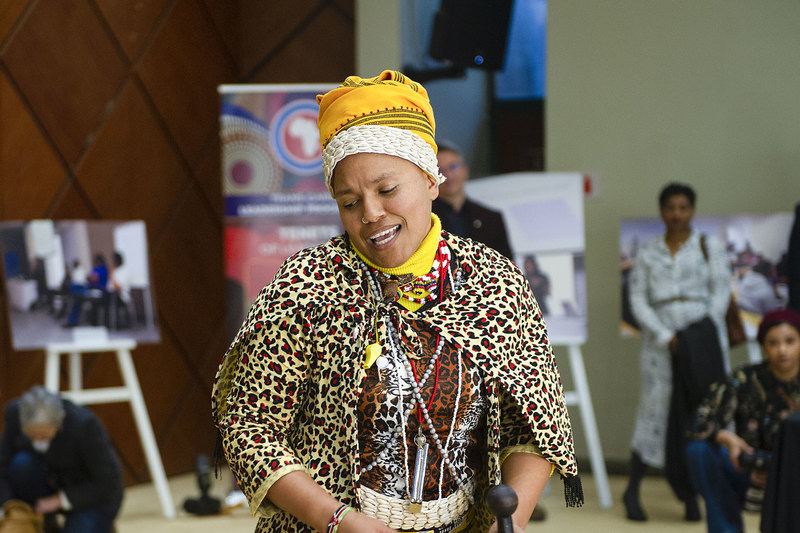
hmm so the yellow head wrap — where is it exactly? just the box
[317,70,445,196]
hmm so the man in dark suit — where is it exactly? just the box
[433,141,514,259]
[0,386,123,533]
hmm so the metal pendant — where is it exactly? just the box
[409,427,428,513]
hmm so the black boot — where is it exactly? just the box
[623,452,648,521]
[684,495,701,521]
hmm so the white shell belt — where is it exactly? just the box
[358,478,475,531]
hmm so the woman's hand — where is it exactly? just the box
[34,494,62,514]
[668,335,679,354]
[338,510,397,533]
[488,453,551,533]
[716,429,754,471]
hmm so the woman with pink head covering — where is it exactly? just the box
[687,308,800,532]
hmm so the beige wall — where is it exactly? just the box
[548,1,800,466]
[359,2,800,469]
[356,0,401,75]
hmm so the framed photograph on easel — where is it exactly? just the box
[0,219,160,350]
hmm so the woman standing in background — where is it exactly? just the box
[623,183,731,522]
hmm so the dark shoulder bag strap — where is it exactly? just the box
[699,234,709,262]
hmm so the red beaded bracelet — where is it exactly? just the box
[327,504,354,533]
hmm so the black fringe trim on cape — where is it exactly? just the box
[563,474,584,507]
[212,430,226,479]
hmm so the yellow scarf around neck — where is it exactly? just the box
[354,214,442,311]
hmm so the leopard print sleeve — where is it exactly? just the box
[219,309,311,518]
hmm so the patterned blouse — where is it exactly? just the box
[212,231,580,532]
[357,315,488,503]
[692,362,800,451]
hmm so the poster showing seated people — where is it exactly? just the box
[465,173,587,344]
[0,220,160,350]
[620,213,793,341]
[219,84,341,338]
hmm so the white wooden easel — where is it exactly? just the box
[745,339,762,364]
[44,338,176,519]
[558,340,612,508]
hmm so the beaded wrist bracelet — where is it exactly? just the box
[327,504,354,533]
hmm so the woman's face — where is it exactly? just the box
[332,153,439,268]
[763,323,800,379]
[23,423,58,442]
[524,257,536,273]
[660,193,695,233]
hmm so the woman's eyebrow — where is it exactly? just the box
[333,173,393,198]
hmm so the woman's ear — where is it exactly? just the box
[427,173,440,200]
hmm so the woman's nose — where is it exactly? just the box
[361,198,385,224]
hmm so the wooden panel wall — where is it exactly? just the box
[0,0,354,484]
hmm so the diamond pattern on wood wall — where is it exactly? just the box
[137,0,237,166]
[241,0,355,83]
[248,2,356,83]
[0,71,67,218]
[95,0,170,62]
[0,0,28,44]
[0,0,354,485]
[3,0,129,165]
[76,82,188,233]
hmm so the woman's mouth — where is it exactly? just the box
[369,225,400,247]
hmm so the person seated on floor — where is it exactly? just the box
[0,386,123,533]
[686,308,800,533]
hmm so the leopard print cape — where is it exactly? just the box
[212,231,581,532]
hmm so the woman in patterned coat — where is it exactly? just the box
[212,70,581,533]
[624,182,731,521]
[686,308,800,532]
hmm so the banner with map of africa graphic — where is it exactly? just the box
[219,84,341,339]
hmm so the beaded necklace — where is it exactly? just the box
[373,238,451,305]
[359,242,473,511]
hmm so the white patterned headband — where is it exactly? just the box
[322,125,446,197]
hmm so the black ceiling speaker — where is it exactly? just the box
[429,0,514,71]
